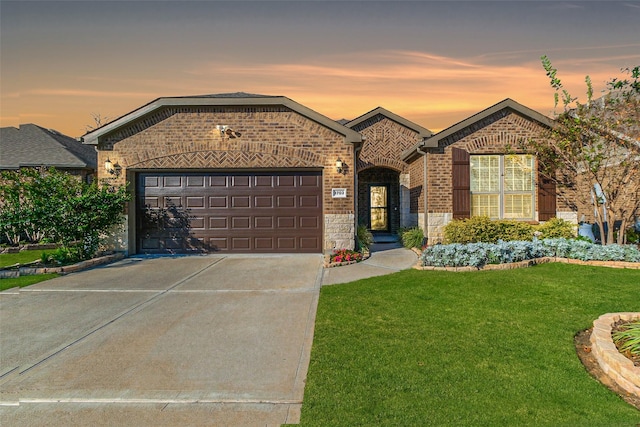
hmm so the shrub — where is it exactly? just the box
[626,227,640,244]
[421,238,640,268]
[356,224,373,251]
[400,227,425,249]
[536,217,576,239]
[444,216,577,244]
[0,168,130,260]
[444,216,534,244]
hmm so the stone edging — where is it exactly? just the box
[0,253,125,278]
[413,256,640,272]
[590,313,640,398]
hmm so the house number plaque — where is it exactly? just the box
[332,188,347,198]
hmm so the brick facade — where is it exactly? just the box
[94,104,357,254]
[348,112,427,233]
[409,108,574,243]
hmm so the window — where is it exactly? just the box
[470,154,535,220]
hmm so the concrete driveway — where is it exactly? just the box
[0,254,324,426]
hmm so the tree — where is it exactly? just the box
[85,112,112,132]
[0,168,130,258]
[533,57,639,244]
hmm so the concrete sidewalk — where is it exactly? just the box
[321,242,418,286]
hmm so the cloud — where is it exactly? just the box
[26,89,158,98]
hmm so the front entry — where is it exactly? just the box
[369,185,389,231]
[357,167,400,234]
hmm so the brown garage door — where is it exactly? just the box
[136,171,323,254]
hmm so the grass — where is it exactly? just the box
[300,263,640,426]
[0,274,59,291]
[0,249,44,268]
[0,249,59,291]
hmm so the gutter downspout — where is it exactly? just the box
[416,145,429,243]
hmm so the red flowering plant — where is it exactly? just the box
[330,249,364,264]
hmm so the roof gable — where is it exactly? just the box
[0,124,96,170]
[346,106,433,138]
[81,94,363,145]
[402,98,553,161]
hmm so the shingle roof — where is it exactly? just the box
[0,124,97,170]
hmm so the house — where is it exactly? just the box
[0,123,97,181]
[81,94,574,255]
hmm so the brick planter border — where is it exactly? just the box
[590,313,640,398]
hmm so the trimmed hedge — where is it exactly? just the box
[421,238,640,268]
[443,216,575,244]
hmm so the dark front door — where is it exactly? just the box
[369,185,389,231]
[136,171,323,254]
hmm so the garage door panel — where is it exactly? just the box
[299,195,320,208]
[137,172,322,254]
[231,196,250,208]
[209,196,227,208]
[255,217,274,228]
[255,176,273,187]
[277,176,295,187]
[254,196,273,208]
[210,176,227,187]
[277,196,295,208]
[187,176,205,187]
[232,176,250,187]
[231,217,250,229]
[209,217,228,229]
[186,196,205,208]
[164,176,183,187]
[300,217,319,229]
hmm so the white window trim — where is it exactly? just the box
[471,154,535,220]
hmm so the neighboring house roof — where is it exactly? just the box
[401,98,553,161]
[345,106,433,138]
[0,124,97,170]
[81,92,364,145]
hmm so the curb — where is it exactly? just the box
[590,313,640,398]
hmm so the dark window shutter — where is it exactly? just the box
[452,147,471,219]
[538,165,556,221]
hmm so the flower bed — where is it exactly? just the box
[420,238,640,269]
[324,249,369,268]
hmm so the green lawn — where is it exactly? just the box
[0,249,43,268]
[300,263,640,426]
[0,274,59,292]
[0,250,59,291]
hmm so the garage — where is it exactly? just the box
[136,171,323,254]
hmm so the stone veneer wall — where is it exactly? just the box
[325,214,355,251]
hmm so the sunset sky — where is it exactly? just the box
[1,1,639,138]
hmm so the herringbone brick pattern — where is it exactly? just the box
[353,115,419,173]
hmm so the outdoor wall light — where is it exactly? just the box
[216,125,242,138]
[216,125,229,136]
[336,158,344,173]
[104,158,121,176]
